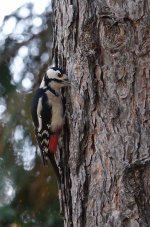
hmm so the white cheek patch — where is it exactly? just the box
[47,69,61,79]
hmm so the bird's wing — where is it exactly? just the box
[32,89,60,185]
[32,90,52,165]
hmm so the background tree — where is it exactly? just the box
[53,0,150,226]
[0,2,63,226]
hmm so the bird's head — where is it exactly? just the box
[41,67,70,90]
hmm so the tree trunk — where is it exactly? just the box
[52,0,150,226]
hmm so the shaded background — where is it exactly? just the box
[0,0,63,226]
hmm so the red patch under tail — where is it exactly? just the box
[48,135,59,154]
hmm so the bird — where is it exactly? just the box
[31,66,70,183]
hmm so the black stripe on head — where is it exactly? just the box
[48,78,64,83]
[44,74,63,86]
[50,67,66,74]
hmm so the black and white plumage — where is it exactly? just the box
[31,67,69,180]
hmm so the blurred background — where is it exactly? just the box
[0,0,63,226]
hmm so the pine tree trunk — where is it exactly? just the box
[52,0,150,226]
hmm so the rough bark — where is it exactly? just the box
[52,0,150,226]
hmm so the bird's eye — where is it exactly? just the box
[58,73,63,78]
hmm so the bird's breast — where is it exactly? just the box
[46,90,64,132]
[46,94,63,132]
[51,102,64,132]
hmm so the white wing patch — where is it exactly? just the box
[37,97,43,132]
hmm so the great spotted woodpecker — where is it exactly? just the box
[31,67,69,181]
